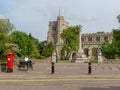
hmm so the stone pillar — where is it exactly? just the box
[78,25,83,53]
[75,25,88,63]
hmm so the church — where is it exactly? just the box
[47,15,113,61]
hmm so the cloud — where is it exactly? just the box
[0,0,120,41]
[0,14,6,18]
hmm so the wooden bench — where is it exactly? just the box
[17,60,33,70]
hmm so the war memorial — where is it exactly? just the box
[47,15,112,63]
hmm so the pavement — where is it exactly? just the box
[0,62,120,80]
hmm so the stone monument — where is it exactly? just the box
[75,25,88,63]
[98,51,103,64]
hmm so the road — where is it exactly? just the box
[1,63,120,90]
[0,78,120,90]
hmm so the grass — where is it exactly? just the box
[58,59,70,63]
[89,59,98,63]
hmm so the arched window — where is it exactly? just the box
[104,36,108,41]
[82,38,84,42]
[96,36,100,41]
[88,37,92,42]
[52,27,56,31]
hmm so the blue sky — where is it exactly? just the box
[0,0,120,41]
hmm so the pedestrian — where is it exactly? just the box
[25,56,29,62]
[27,59,33,70]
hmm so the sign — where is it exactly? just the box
[52,52,56,62]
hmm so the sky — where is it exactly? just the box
[0,0,120,41]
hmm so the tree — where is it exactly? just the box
[113,29,120,41]
[100,40,116,59]
[100,15,120,59]
[5,43,20,55]
[112,30,120,57]
[117,15,120,23]
[37,41,47,55]
[112,15,120,57]
[41,42,54,57]
[61,25,80,59]
[9,31,40,58]
[92,47,98,59]
[0,18,14,34]
[0,33,7,55]
[0,18,14,55]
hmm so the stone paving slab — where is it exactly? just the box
[0,63,120,79]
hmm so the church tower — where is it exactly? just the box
[47,14,69,60]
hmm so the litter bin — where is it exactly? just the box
[1,63,7,72]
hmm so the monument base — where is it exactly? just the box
[75,50,89,63]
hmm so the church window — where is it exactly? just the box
[104,36,108,41]
[96,36,100,41]
[52,27,56,31]
[82,38,84,42]
[88,37,92,42]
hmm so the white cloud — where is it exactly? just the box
[0,0,120,40]
[0,14,5,18]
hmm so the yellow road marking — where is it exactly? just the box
[0,78,120,82]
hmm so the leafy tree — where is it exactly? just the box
[112,15,120,57]
[61,25,80,59]
[112,30,120,57]
[100,40,116,59]
[91,47,98,59]
[5,43,20,55]
[0,33,7,55]
[100,15,120,59]
[9,31,40,58]
[117,15,120,23]
[37,41,47,55]
[0,18,14,34]
[41,42,54,57]
[0,18,14,55]
[113,29,120,41]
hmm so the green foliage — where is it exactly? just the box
[0,33,7,55]
[37,41,54,58]
[89,59,98,63]
[113,29,120,41]
[100,41,116,59]
[0,18,14,55]
[117,15,120,23]
[92,48,97,56]
[0,18,14,34]
[5,43,20,55]
[61,25,80,51]
[112,30,120,57]
[100,15,120,59]
[61,25,80,59]
[9,31,40,58]
[37,41,47,55]
[41,42,54,57]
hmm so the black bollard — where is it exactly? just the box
[51,62,55,74]
[88,62,92,74]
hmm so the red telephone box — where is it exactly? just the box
[7,52,13,72]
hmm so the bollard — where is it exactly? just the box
[88,62,92,74]
[51,62,55,74]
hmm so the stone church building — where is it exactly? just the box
[47,15,113,60]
